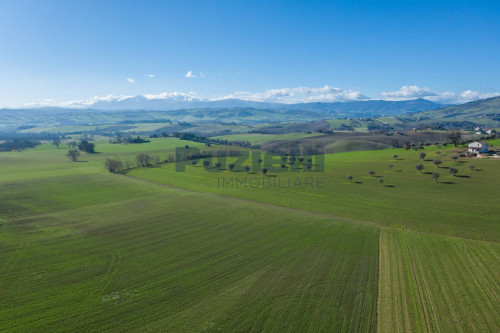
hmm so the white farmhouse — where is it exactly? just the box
[468,141,489,154]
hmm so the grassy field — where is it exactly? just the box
[0,139,379,332]
[1,136,499,332]
[378,228,500,332]
[210,133,324,144]
[129,140,500,241]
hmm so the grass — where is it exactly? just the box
[210,132,324,144]
[129,142,500,241]
[0,136,499,332]
[378,228,500,332]
[0,179,378,332]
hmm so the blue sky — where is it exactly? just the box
[0,0,499,107]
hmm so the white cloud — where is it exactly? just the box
[381,85,500,104]
[27,85,500,109]
[143,91,199,101]
[185,70,197,78]
[214,85,369,103]
[147,74,155,78]
[61,94,135,107]
[381,85,437,101]
[126,78,135,83]
[458,90,500,102]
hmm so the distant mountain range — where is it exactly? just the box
[1,96,498,132]
[18,97,446,116]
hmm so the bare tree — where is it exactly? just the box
[105,158,123,173]
[468,165,475,171]
[378,178,384,185]
[369,170,375,177]
[389,164,394,171]
[52,139,61,149]
[433,159,442,168]
[136,153,152,167]
[416,164,424,173]
[244,165,251,173]
[66,149,80,162]
[449,167,458,176]
[419,152,426,160]
[348,175,353,182]
[262,167,268,175]
[447,129,462,147]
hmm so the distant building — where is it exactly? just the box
[468,141,489,154]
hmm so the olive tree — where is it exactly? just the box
[433,159,442,168]
[432,173,440,183]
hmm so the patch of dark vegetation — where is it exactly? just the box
[0,139,41,151]
[109,135,150,144]
[172,131,252,148]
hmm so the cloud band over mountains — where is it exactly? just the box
[23,85,500,108]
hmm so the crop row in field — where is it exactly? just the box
[378,228,500,332]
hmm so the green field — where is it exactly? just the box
[378,228,500,332]
[210,132,324,144]
[1,137,499,331]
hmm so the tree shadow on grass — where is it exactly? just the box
[75,160,88,162]
[455,175,470,178]
[384,185,396,187]
[439,181,456,184]
[423,171,433,174]
[354,181,363,184]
